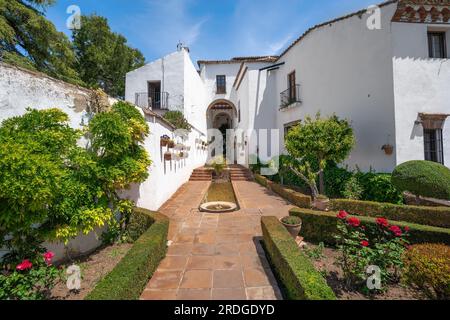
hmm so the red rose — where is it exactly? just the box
[347,217,361,227]
[404,226,410,233]
[376,218,389,228]
[16,259,33,271]
[389,225,403,237]
[43,251,55,265]
[337,211,348,220]
[361,240,369,247]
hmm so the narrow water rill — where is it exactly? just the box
[199,169,239,213]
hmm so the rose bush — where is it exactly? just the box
[335,211,409,290]
[0,252,60,300]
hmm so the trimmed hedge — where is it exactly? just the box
[330,199,450,229]
[392,160,450,200]
[255,174,312,208]
[85,208,169,300]
[290,207,450,246]
[261,216,336,300]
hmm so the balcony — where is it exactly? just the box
[280,85,301,110]
[135,92,169,111]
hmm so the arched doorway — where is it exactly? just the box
[207,100,237,161]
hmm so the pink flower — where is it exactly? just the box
[360,240,369,247]
[337,211,348,220]
[347,217,361,228]
[16,259,33,271]
[43,251,55,265]
[376,218,389,228]
[389,225,403,237]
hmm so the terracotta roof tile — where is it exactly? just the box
[197,56,278,67]
[392,0,450,23]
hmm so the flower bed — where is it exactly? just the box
[261,216,336,300]
[85,208,169,300]
[289,208,450,245]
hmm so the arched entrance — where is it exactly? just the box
[207,99,237,161]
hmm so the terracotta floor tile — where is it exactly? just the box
[147,271,183,290]
[216,234,238,244]
[177,289,211,300]
[246,287,280,300]
[192,243,215,256]
[186,256,215,270]
[194,233,216,244]
[158,256,188,271]
[214,255,241,270]
[167,243,193,256]
[174,233,196,244]
[180,270,213,289]
[243,268,272,287]
[213,270,244,289]
[240,255,269,270]
[141,289,177,300]
[212,288,247,300]
[215,244,240,256]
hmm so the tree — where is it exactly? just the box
[0,102,151,263]
[72,15,145,98]
[285,113,355,197]
[0,0,82,85]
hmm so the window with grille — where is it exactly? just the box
[428,32,447,59]
[216,75,226,94]
[424,128,444,164]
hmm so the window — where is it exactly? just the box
[424,128,444,164]
[216,75,226,94]
[288,71,296,101]
[428,32,447,58]
[284,120,300,137]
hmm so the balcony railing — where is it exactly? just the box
[280,85,301,109]
[135,92,169,111]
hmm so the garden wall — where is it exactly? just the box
[0,62,207,261]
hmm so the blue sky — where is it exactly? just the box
[46,0,378,63]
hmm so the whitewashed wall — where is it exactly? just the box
[0,62,207,261]
[272,3,399,173]
[392,22,450,168]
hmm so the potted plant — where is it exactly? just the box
[164,151,173,161]
[280,216,302,239]
[313,194,330,211]
[160,135,170,147]
[382,144,394,155]
[168,140,175,148]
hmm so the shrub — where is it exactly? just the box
[330,199,450,228]
[289,207,450,245]
[0,251,59,300]
[163,111,192,131]
[356,171,403,204]
[402,244,450,300]
[281,216,302,225]
[85,208,169,300]
[335,213,408,288]
[261,216,336,300]
[342,175,364,200]
[392,160,450,200]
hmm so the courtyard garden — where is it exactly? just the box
[255,113,450,300]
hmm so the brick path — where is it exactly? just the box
[140,180,295,300]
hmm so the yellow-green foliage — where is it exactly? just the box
[85,208,169,300]
[402,244,450,300]
[261,216,336,300]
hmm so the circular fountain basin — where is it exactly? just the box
[200,201,237,213]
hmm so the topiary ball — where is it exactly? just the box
[392,161,450,200]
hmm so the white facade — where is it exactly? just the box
[125,0,450,172]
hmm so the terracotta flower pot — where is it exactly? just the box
[164,152,172,161]
[280,217,302,239]
[313,197,330,211]
[160,138,169,147]
[168,140,175,148]
[382,144,394,155]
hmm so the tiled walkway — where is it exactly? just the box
[140,180,295,300]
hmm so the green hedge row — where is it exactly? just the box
[261,216,336,300]
[290,207,450,245]
[85,208,169,300]
[255,174,311,208]
[330,199,450,229]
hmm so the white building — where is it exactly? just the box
[126,0,450,173]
